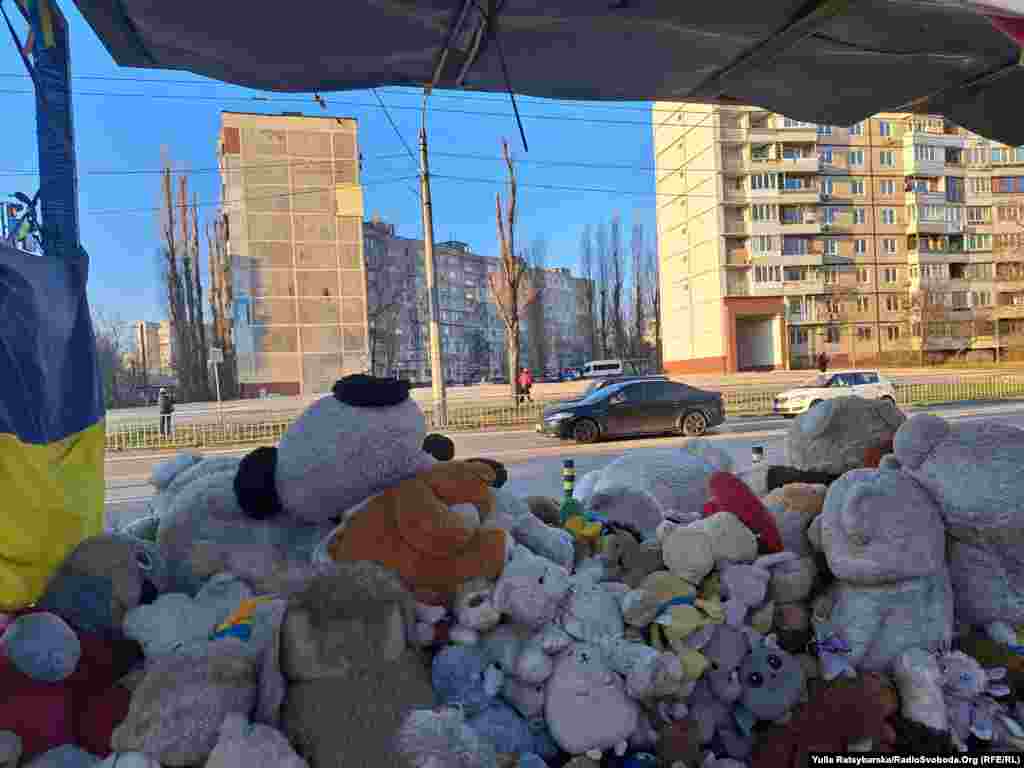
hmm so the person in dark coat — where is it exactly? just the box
[817,351,830,374]
[158,387,174,438]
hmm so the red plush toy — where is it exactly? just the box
[702,471,784,553]
[0,607,138,761]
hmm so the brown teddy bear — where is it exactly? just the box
[321,460,510,599]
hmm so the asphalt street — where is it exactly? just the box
[103,399,1024,530]
[105,366,1024,426]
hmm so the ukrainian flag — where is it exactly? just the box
[0,241,105,611]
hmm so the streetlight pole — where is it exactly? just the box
[420,88,447,427]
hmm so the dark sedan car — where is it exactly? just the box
[536,378,725,443]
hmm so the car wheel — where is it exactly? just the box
[680,410,708,437]
[572,419,600,444]
[808,399,823,412]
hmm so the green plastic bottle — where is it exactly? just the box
[558,459,584,525]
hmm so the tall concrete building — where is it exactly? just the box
[653,104,1024,373]
[363,217,593,382]
[218,111,367,396]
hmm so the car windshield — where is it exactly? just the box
[581,383,621,403]
[801,375,829,388]
[582,379,611,397]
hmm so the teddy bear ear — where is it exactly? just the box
[465,458,508,488]
[892,413,950,471]
[422,433,455,461]
[234,446,284,520]
[332,374,410,407]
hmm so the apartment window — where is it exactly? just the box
[887,325,901,341]
[825,326,841,343]
[784,266,809,281]
[848,149,864,166]
[951,291,969,309]
[822,207,836,224]
[783,236,809,256]
[751,204,776,222]
[999,205,1022,221]
[853,208,866,224]
[992,147,1009,163]
[849,122,864,136]
[822,268,838,284]
[754,265,782,283]
[857,326,873,340]
[783,118,815,128]
[879,150,895,167]
[818,125,834,136]
[857,267,870,283]
[751,172,777,190]
[819,147,833,164]
[850,179,865,195]
[885,295,900,312]
[915,145,941,162]
[853,239,867,255]
[750,144,771,161]
[883,266,898,283]
[824,239,838,256]
[967,234,992,251]
[878,120,892,137]
[972,290,992,307]
[751,235,774,253]
[881,208,896,225]
[970,177,991,194]
[880,179,896,195]
[857,296,870,312]
[967,206,990,223]
[789,327,809,345]
[821,178,834,196]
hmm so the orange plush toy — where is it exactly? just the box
[323,460,509,597]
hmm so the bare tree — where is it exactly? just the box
[630,219,647,360]
[646,243,663,372]
[489,139,539,395]
[190,192,209,384]
[206,215,238,399]
[366,243,411,376]
[525,238,549,373]
[908,288,953,366]
[608,214,627,358]
[159,161,190,397]
[578,224,597,360]
[92,309,143,407]
[595,222,610,359]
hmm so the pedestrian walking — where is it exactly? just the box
[517,367,534,404]
[158,387,175,438]
[817,351,830,374]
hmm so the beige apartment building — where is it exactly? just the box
[653,104,1024,373]
[129,320,174,376]
[218,111,367,396]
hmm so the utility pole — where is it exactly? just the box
[420,88,447,427]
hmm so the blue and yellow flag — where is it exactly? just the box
[0,241,105,610]
[15,0,56,50]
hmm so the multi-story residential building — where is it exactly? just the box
[363,217,594,382]
[217,111,368,396]
[132,321,162,376]
[653,104,1024,372]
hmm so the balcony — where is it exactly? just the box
[722,221,749,236]
[908,219,963,236]
[779,186,820,204]
[777,156,821,174]
[783,279,826,294]
[726,250,752,267]
[780,218,820,235]
[786,308,813,323]
[905,190,947,207]
[774,125,818,143]
[996,305,1024,317]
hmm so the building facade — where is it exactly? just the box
[218,111,368,396]
[363,218,593,383]
[653,104,1024,372]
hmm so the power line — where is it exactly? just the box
[33,174,419,216]
[0,71,762,116]
[0,85,913,133]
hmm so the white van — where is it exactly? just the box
[581,359,625,378]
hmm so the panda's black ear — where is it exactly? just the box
[234,446,284,519]
[423,433,455,461]
[466,458,508,488]
[332,375,410,407]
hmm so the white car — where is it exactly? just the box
[773,370,897,417]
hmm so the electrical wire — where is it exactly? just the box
[0,84,926,133]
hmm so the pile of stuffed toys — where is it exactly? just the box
[4,373,1024,768]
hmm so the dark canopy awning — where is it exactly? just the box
[72,0,1024,144]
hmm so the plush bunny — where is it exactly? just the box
[887,413,1024,635]
[808,468,954,672]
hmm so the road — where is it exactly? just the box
[105,366,1024,426]
[103,399,1024,530]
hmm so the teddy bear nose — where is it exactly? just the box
[140,578,158,605]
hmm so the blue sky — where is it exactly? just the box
[0,3,659,326]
